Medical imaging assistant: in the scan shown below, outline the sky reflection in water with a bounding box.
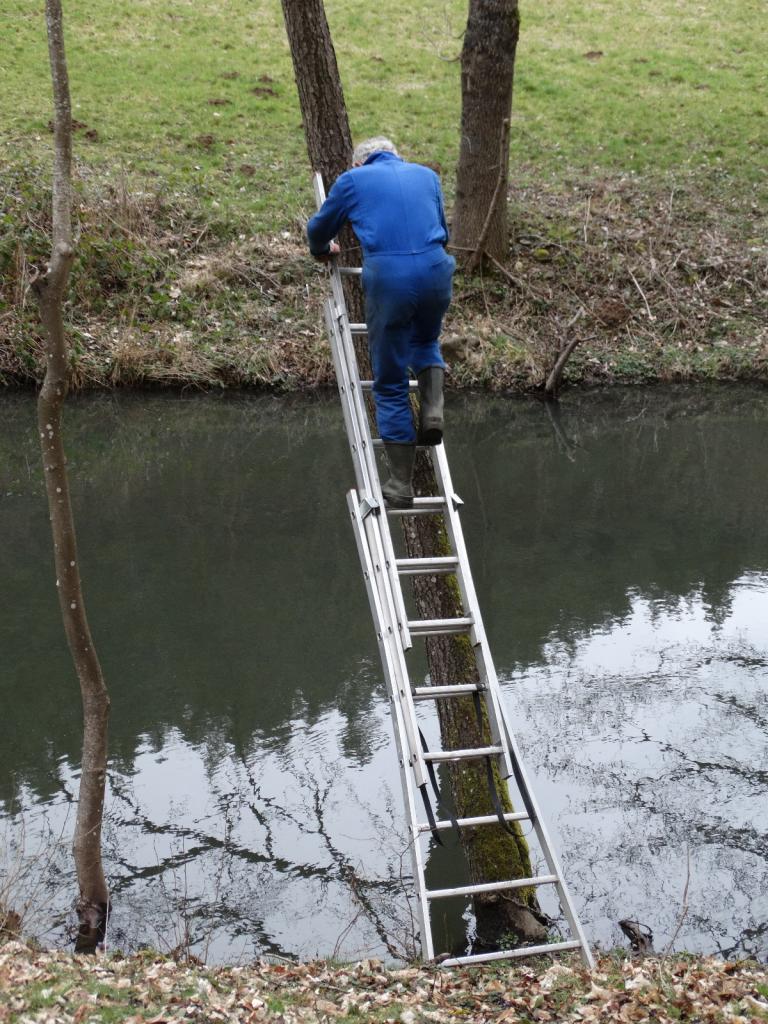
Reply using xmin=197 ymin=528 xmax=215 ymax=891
xmin=1 ymin=388 xmax=766 ymax=962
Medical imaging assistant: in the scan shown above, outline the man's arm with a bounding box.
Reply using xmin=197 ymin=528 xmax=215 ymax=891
xmin=435 ymin=174 xmax=450 ymax=245
xmin=307 ymin=172 xmax=354 ymax=256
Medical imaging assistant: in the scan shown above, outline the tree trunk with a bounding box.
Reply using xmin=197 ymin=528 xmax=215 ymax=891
xmin=33 ymin=0 xmax=111 ymax=954
xmin=280 ymin=0 xmax=352 ymax=188
xmin=452 ymin=0 xmax=520 ymax=265
xmin=280 ymin=0 xmax=365 ymax=346
xmin=282 ymin=0 xmax=541 ymax=950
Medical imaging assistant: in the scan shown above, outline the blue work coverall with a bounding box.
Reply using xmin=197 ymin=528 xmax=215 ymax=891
xmin=307 ymin=151 xmax=455 ymax=444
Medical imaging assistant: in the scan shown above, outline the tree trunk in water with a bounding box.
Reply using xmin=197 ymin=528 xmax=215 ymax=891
xmin=34 ymin=0 xmax=111 ymax=954
xmin=282 ymin=0 xmax=541 ymax=950
xmin=452 ymin=0 xmax=520 ymax=265
xmin=403 ymin=463 xmax=546 ymax=948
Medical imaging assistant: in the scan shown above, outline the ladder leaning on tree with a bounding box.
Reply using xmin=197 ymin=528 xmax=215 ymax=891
xmin=313 ymin=172 xmax=594 ymax=969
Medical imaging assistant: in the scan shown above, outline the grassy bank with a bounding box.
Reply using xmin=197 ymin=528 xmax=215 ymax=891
xmin=2 ymin=941 xmax=768 ymax=1023
xmin=3 ymin=0 xmax=766 ymax=215
xmin=1 ymin=0 xmax=766 ymax=391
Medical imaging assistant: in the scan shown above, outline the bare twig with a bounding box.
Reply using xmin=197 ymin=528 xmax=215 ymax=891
xmin=583 ymin=194 xmax=592 ymax=244
xmin=484 ymin=251 xmax=539 ymax=298
xmin=448 ymin=246 xmax=545 ymax=301
xmin=628 ymin=267 xmax=656 ymax=322
xmin=664 ymin=846 xmax=691 ymax=956
xmin=466 ymin=118 xmax=510 ymax=274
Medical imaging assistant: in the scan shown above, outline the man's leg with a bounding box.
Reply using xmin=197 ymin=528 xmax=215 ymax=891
xmin=364 ymin=265 xmax=417 ymax=506
xmin=410 ymin=251 xmax=454 ymax=445
xmin=365 ymin=266 xmax=416 ymax=444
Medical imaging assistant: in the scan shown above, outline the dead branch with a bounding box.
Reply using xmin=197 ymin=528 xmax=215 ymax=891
xmin=544 ymin=313 xmax=590 ymax=399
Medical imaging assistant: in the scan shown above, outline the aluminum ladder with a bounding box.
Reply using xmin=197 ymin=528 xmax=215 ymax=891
xmin=313 ymin=172 xmax=593 ymax=969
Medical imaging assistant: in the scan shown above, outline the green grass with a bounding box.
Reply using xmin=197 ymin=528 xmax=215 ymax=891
xmin=1 ymin=0 xmax=765 ymax=393
xmin=1 ymin=0 xmax=765 ymax=233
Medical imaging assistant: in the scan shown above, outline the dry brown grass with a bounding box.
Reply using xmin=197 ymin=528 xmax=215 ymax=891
xmin=2 ymin=168 xmax=766 ymax=393
xmin=444 ymin=173 xmax=768 ymax=391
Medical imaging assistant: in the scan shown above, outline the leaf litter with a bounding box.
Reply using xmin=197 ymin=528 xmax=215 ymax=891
xmin=1 ymin=942 xmax=767 ymax=1023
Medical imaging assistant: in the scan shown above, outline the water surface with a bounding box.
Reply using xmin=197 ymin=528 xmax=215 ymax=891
xmin=1 ymin=386 xmax=766 ymax=961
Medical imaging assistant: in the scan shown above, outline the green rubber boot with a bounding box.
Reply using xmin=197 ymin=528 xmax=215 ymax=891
xmin=417 ymin=366 xmax=444 ymax=445
xmin=382 ymin=443 xmax=416 ymax=509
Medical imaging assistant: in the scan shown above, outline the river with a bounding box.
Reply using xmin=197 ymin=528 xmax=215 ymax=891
xmin=1 ymin=386 xmax=766 ymax=963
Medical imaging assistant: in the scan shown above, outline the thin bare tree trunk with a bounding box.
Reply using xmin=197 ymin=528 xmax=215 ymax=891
xmin=452 ymin=0 xmax=520 ymax=265
xmin=33 ymin=0 xmax=111 ymax=953
xmin=282 ymin=0 xmax=542 ymax=950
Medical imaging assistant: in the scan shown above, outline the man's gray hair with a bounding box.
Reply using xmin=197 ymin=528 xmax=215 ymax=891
xmin=353 ymin=136 xmax=398 ymax=165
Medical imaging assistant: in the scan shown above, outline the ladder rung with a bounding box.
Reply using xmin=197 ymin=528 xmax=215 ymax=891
xmin=338 ymin=266 xmax=362 ymax=276
xmin=417 ymin=811 xmax=528 ymax=833
xmin=427 ymin=875 xmax=558 ymax=900
xmin=408 ymin=616 xmax=473 ymax=636
xmin=423 ymin=745 xmax=503 ymax=763
xmin=412 ymin=684 xmax=481 ymax=700
xmin=386 ymin=497 xmax=446 ymax=517
xmin=372 ymin=438 xmax=432 ymax=449
xmin=360 ymin=379 xmax=419 ymax=392
xmin=440 ymin=940 xmax=583 ymax=968
xmin=396 ymin=556 xmax=459 ymax=576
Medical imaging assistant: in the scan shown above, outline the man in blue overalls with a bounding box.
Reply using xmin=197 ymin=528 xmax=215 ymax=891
xmin=307 ymin=137 xmax=455 ymax=509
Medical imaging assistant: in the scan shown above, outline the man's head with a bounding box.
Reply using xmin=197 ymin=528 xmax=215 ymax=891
xmin=352 ymin=136 xmax=398 ymax=167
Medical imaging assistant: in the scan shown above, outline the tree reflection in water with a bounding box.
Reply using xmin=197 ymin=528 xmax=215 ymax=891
xmin=0 ymin=388 xmax=766 ymax=960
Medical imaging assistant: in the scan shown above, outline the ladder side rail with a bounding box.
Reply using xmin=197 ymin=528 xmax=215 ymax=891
xmin=499 ymin=715 xmax=595 ymax=969
xmin=315 ymin=173 xmax=432 ymax=851
xmin=315 ymin=171 xmax=376 ymax=493
xmin=316 ymin=173 xmax=431 ymax=956
xmin=315 ymin=169 xmax=379 ymax=492
xmin=330 ymin=294 xmax=415 ymax=640
xmin=347 ymin=490 xmax=433 ymax=960
xmin=315 ymin=167 xmax=379 ymax=492
xmin=428 ymin=447 xmax=594 ymax=967
xmin=312 ymin=170 xmax=329 ymax=208
xmin=335 ymin=308 xmax=412 ymax=649
xmin=362 ymin=507 xmax=429 ymax=791
xmin=431 ymin=437 xmax=593 ymax=967
xmin=333 ymin=310 xmax=380 ymax=496
xmin=313 ymin=168 xmax=412 ymax=648
xmin=328 ymin=290 xmax=426 ymax=784
xmin=324 ymin=301 xmax=375 ymax=497
xmin=429 ymin=443 xmax=515 ymax=779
